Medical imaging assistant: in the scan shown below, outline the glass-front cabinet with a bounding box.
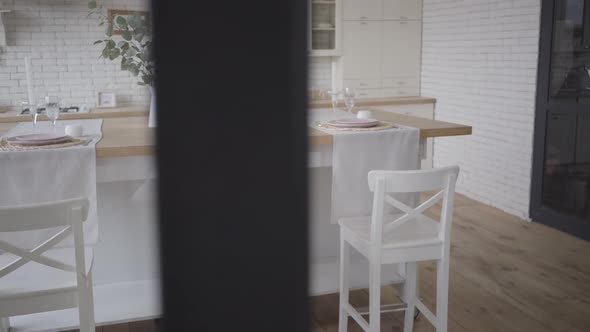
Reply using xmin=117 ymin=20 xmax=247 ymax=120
xmin=309 ymin=0 xmax=341 ymax=56
xmin=533 ymin=0 xmax=590 ymax=239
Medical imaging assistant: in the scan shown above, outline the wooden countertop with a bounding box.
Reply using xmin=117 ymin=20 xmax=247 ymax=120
xmin=0 ymin=105 xmax=471 ymax=158
xmin=309 ymin=108 xmax=471 ymax=145
xmin=96 ymin=117 xmax=154 ymax=158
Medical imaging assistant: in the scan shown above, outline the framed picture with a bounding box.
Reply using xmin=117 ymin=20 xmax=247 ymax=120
xmin=97 ymin=92 xmax=117 ymax=108
xmin=108 ymin=9 xmax=151 ymax=35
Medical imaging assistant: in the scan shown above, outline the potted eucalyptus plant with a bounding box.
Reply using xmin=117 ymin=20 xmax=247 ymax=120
xmin=88 ymin=0 xmax=156 ymax=127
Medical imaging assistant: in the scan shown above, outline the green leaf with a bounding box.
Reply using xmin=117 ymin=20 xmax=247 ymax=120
xmin=101 ymin=47 xmax=110 ymax=58
xmin=141 ymin=75 xmax=151 ymax=85
xmin=128 ymin=65 xmax=140 ymax=76
xmin=116 ymin=16 xmax=128 ymax=28
xmin=106 ymin=24 xmax=113 ymax=37
xmin=127 ymin=13 xmax=142 ymax=29
xmin=93 ymin=40 xmax=103 ymax=45
xmin=106 ymin=39 xmax=115 ymax=49
xmin=117 ymin=41 xmax=129 ymax=48
xmin=133 ymin=31 xmax=145 ymax=43
xmin=88 ymin=0 xmax=97 ymax=9
xmin=109 ymin=48 xmax=121 ymax=60
xmin=124 ymin=47 xmax=137 ymax=57
xmin=122 ymin=30 xmax=132 ymax=41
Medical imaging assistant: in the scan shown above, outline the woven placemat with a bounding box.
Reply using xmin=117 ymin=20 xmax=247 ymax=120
xmin=0 ymin=138 xmax=86 ymax=152
xmin=317 ymin=121 xmax=397 ymax=132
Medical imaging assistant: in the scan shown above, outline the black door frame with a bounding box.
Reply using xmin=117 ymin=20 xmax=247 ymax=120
xmin=531 ymin=0 xmax=590 ymax=240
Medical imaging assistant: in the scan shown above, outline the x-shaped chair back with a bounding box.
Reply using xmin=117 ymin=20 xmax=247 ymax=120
xmin=0 ymin=198 xmax=90 ymax=278
xmin=367 ymin=166 xmax=459 ymax=246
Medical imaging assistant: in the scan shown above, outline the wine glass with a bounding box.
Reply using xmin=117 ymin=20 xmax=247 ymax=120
xmin=325 ymin=90 xmax=340 ymax=112
xmin=23 ymin=101 xmax=38 ymax=128
xmin=44 ymin=96 xmax=61 ymax=129
xmin=344 ymin=87 xmax=355 ymax=113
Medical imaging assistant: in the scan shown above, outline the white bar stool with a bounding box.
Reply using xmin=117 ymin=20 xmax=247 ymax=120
xmin=338 ymin=166 xmax=459 ymax=332
xmin=0 ymin=198 xmax=96 ymax=332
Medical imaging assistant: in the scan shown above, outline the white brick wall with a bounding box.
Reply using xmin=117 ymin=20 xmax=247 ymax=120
xmin=309 ymin=57 xmax=331 ymax=91
xmin=0 ymin=0 xmax=149 ymax=112
xmin=421 ymin=0 xmax=541 ymax=219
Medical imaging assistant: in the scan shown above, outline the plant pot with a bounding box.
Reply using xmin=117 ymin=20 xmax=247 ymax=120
xmin=148 ymin=87 xmax=156 ymax=128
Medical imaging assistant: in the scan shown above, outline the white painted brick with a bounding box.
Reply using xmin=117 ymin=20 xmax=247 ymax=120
xmin=309 ymin=57 xmax=331 ymax=90
xmin=0 ymin=0 xmax=150 ymax=111
xmin=422 ymin=0 xmax=541 ymax=219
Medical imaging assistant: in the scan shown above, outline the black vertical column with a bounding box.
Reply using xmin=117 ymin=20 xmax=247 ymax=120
xmin=152 ymin=0 xmax=309 ymax=330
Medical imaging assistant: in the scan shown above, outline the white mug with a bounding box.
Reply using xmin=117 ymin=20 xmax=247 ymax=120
xmin=356 ymin=110 xmax=373 ymax=119
xmin=65 ymin=124 xmax=83 ymax=137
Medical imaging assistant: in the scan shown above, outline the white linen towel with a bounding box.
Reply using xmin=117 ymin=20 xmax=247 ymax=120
xmin=0 ymin=119 xmax=103 ymax=248
xmin=330 ymin=127 xmax=419 ymax=223
xmin=310 ymin=109 xmax=420 ymax=223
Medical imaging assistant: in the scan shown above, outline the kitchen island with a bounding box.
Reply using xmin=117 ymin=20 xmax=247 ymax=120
xmin=0 ymin=99 xmax=471 ymax=330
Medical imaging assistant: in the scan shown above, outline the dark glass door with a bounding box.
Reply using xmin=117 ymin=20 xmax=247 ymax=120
xmin=532 ymin=0 xmax=590 ymax=239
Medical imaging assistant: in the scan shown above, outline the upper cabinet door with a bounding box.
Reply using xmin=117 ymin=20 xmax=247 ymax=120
xmin=342 ymin=21 xmax=382 ymax=79
xmin=381 ymin=20 xmax=421 ymax=78
xmin=343 ymin=0 xmax=383 ymax=20
xmin=383 ymin=0 xmax=422 ymax=20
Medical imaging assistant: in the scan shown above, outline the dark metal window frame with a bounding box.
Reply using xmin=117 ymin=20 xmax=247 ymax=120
xmin=531 ymin=0 xmax=590 ymax=240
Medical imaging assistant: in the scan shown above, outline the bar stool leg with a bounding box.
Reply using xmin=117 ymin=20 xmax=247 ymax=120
xmin=338 ymin=236 xmax=350 ymax=332
xmin=368 ymin=258 xmax=381 ymax=332
xmin=87 ymin=272 xmax=96 ymax=332
xmin=403 ymin=262 xmax=417 ymax=332
xmin=436 ymin=256 xmax=450 ymax=332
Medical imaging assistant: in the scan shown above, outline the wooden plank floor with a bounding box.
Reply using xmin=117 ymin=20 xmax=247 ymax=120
xmin=67 ymin=193 xmax=590 ymax=332
xmin=310 ymin=193 xmax=590 ymax=332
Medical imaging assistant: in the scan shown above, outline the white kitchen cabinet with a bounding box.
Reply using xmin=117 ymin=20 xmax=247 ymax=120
xmin=380 ymin=87 xmax=420 ymax=97
xmin=342 ymin=20 xmax=382 ymax=79
xmin=342 ymin=0 xmax=382 ymax=20
xmin=374 ymin=104 xmax=435 ymax=169
xmin=343 ymin=78 xmax=381 ymax=89
xmin=381 ymin=20 xmax=421 ymax=94
xmin=383 ymin=0 xmax=422 ymax=20
xmin=382 ymin=77 xmax=420 ymax=88
xmin=309 ymin=0 xmax=341 ymax=56
xmin=355 ymin=89 xmax=384 ymax=98
xmin=338 ymin=0 xmax=423 ymax=99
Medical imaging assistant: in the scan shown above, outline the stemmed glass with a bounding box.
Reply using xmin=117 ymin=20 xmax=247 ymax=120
xmin=325 ymin=90 xmax=340 ymax=112
xmin=24 ymin=101 xmax=38 ymax=129
xmin=44 ymin=96 xmax=60 ymax=130
xmin=344 ymin=87 xmax=355 ymax=113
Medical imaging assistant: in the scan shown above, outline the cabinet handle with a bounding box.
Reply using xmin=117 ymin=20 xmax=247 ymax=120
xmin=360 ymin=83 xmax=368 ymax=86
xmin=360 ymin=16 xmax=368 ymax=19
xmin=400 ymin=21 xmax=408 ymax=25
xmin=400 ymin=16 xmax=408 ymax=20
xmin=360 ymin=21 xmax=367 ymax=25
